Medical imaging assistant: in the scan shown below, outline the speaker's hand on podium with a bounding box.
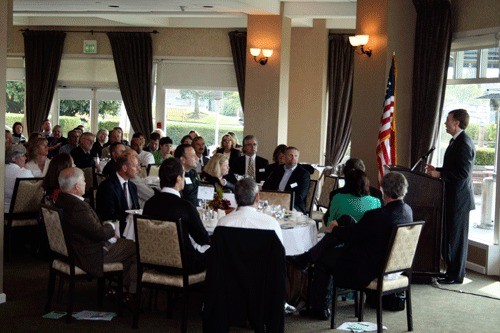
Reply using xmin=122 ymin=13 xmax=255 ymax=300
xmin=425 ymin=164 xmax=440 ymax=178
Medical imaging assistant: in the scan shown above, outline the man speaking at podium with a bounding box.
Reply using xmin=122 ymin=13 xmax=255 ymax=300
xmin=426 ymin=109 xmax=475 ymax=285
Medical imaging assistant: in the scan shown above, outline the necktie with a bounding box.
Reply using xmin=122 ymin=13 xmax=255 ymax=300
xmin=247 ymin=158 xmax=255 ymax=179
xmin=199 ymin=158 xmax=203 ymax=166
xmin=123 ymin=182 xmax=131 ymax=209
xmin=449 ymin=138 xmax=454 ymax=146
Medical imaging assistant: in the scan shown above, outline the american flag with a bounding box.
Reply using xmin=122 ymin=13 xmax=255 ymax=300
xmin=376 ymin=54 xmax=397 ymax=186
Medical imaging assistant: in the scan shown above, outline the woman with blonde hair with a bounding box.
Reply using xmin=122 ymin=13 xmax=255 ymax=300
xmin=25 ymin=137 xmax=51 ymax=177
xmin=215 ymin=133 xmax=241 ymax=170
xmin=202 ymin=153 xmax=236 ymax=192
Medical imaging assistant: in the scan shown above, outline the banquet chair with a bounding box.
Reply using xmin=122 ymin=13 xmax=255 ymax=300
xmin=311 ymin=175 xmax=338 ymax=227
xmin=203 ymin=227 xmax=286 ymax=333
xmin=259 ymin=190 xmax=294 ymax=211
xmin=41 ymin=205 xmax=124 ymax=323
xmin=330 ymin=221 xmax=425 ymax=332
xmin=305 ymin=179 xmax=318 ymax=217
xmin=4 ymin=177 xmax=44 ymax=261
xmin=147 ymin=163 xmax=161 ymax=177
xmin=133 ymin=216 xmax=206 ymax=332
xmin=139 ymin=166 xmax=148 ymax=178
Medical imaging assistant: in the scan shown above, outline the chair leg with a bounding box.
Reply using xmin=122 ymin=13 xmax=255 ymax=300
xmin=57 ymin=277 xmax=65 ymax=303
xmin=359 ymin=292 xmax=365 ymax=322
xmin=353 ymin=291 xmax=359 ymax=317
xmin=97 ymin=278 xmax=104 ymax=308
xmin=406 ymin=288 xmax=413 ymax=331
xmin=330 ymin=287 xmax=339 ymax=329
xmin=166 ymin=289 xmax=174 ymax=318
xmin=376 ymin=293 xmax=383 ymax=333
xmin=181 ymin=289 xmax=189 ymax=333
xmin=116 ymin=272 xmax=124 ymax=316
xmin=132 ymin=282 xmax=142 ymax=329
xmin=66 ymin=276 xmax=75 ymax=323
xmin=45 ymin=268 xmax=56 ymax=312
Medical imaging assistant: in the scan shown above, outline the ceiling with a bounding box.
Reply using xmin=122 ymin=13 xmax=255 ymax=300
xmin=12 ymin=0 xmax=357 ymax=29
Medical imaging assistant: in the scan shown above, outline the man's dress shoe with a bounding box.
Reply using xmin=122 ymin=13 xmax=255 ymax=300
xmin=437 ymin=277 xmax=463 ymax=285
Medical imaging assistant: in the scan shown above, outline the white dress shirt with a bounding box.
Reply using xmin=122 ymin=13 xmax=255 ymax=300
xmin=137 ymin=150 xmax=155 ymax=166
xmin=25 ymin=159 xmax=50 ymax=177
xmin=278 ymin=164 xmax=297 ymax=191
xmin=217 ymin=206 xmax=284 ymax=245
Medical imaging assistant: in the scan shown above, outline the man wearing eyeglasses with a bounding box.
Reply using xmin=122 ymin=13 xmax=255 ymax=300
xmin=233 ymin=135 xmax=269 ymax=183
xmin=71 ymin=132 xmax=99 ymax=169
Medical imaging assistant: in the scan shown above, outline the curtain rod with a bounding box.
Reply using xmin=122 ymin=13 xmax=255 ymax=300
xmin=19 ymin=29 xmax=159 ymax=34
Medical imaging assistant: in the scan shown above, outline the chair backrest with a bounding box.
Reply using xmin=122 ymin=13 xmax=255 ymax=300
xmin=384 ymin=221 xmax=425 ymax=274
xmin=9 ymin=177 xmax=45 ymax=214
xmin=139 ymin=166 xmax=147 ymax=178
xmin=147 ymin=164 xmax=161 ymax=177
xmin=317 ymin=175 xmax=337 ymax=208
xmin=41 ymin=205 xmax=69 ymax=257
xmin=134 ymin=216 xmax=184 ymax=269
xmin=95 ymin=172 xmax=106 ymax=186
xmin=259 ymin=190 xmax=294 ymax=211
xmin=305 ymin=179 xmax=318 ymax=215
xmin=81 ymin=167 xmax=94 ymax=191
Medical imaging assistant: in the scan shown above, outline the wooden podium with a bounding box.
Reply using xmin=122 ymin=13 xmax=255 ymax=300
xmin=388 ymin=166 xmax=444 ymax=277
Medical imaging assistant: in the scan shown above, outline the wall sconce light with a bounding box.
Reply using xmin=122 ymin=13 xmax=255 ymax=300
xmin=349 ymin=35 xmax=372 ymax=57
xmin=250 ymin=48 xmax=273 ymax=65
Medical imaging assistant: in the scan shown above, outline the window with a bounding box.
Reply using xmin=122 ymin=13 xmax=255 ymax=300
xmin=438 ymin=39 xmax=500 ymax=244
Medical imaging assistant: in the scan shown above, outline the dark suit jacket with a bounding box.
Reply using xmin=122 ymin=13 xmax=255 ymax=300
xmin=96 ymin=172 xmax=139 ymax=232
xmin=327 ymin=200 xmax=413 ymax=289
xmin=202 ymin=173 xmax=236 ymax=192
xmin=143 ymin=192 xmax=210 ymax=273
xmin=437 ymin=131 xmax=475 ymax=212
xmin=262 ymin=164 xmax=310 ymax=213
xmin=215 ymin=147 xmax=241 ymax=171
xmin=56 ymin=192 xmax=115 ymax=277
xmin=102 ymin=159 xmax=116 ymax=177
xmin=233 ymin=155 xmax=269 ymax=183
xmin=181 ymin=169 xmax=200 ymax=207
xmin=71 ymin=146 xmax=97 ymax=169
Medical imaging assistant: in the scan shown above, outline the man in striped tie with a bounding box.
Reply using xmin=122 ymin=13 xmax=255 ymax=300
xmin=233 ymin=135 xmax=269 ymax=183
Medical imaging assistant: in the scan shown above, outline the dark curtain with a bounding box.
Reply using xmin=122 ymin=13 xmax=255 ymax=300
xmin=23 ymin=30 xmax=66 ymax=135
xmin=107 ymin=32 xmax=153 ymax=136
xmin=411 ymin=0 xmax=452 ymax=166
xmin=325 ymin=34 xmax=354 ymax=166
xmin=228 ymin=31 xmax=247 ymax=110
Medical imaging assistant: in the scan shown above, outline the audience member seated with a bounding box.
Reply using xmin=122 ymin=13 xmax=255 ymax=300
xmin=40 ymin=119 xmax=52 ymax=138
xmin=144 ymin=132 xmax=160 ymax=152
xmin=102 ymin=142 xmax=127 ymax=177
xmin=188 ymin=130 xmax=209 ymax=156
xmin=71 ymin=132 xmax=98 ymax=169
xmin=326 ymin=169 xmax=381 ymax=226
xmin=143 ymin=158 xmax=210 ymax=274
xmin=5 ymin=130 xmax=13 ymax=148
xmin=192 ymin=136 xmax=209 ymax=174
xmin=59 ymin=130 xmax=80 ymax=155
xmin=227 ymin=131 xmax=242 ymax=150
xmin=233 ymin=135 xmax=269 ymax=183
xmin=47 ymin=125 xmax=67 ymax=158
xmin=217 ymin=178 xmax=283 ymax=244
xmin=263 ymin=146 xmax=310 ymax=214
xmin=180 ymin=134 xmax=192 ymax=146
xmin=43 ymin=153 xmax=74 ymax=202
xmin=56 ymin=167 xmax=137 ymax=295
xmin=4 ymin=145 xmax=34 ymax=212
xmin=265 ymin=144 xmax=287 ymax=179
xmin=152 ymin=136 xmax=173 ymax=164
xmin=174 ymin=144 xmax=200 ymax=207
xmin=323 ymin=158 xmax=383 ymax=224
xmin=202 ymin=153 xmax=237 ymax=192
xmin=91 ymin=128 xmax=108 ymax=158
xmin=130 ymin=135 xmax=154 ymax=167
xmin=25 ymin=137 xmax=51 ymax=177
xmin=11 ymin=122 xmax=26 ymax=144
xmin=96 ymin=151 xmax=140 ymax=234
xmin=113 ymin=126 xmax=129 ymax=146
xmin=290 ymin=172 xmax=413 ymax=320
xmin=215 ymin=134 xmax=241 ymax=171
xmin=101 ymin=129 xmax=121 ymax=158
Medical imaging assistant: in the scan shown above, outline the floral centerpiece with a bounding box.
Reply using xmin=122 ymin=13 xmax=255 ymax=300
xmin=207 ymin=185 xmax=231 ymax=211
